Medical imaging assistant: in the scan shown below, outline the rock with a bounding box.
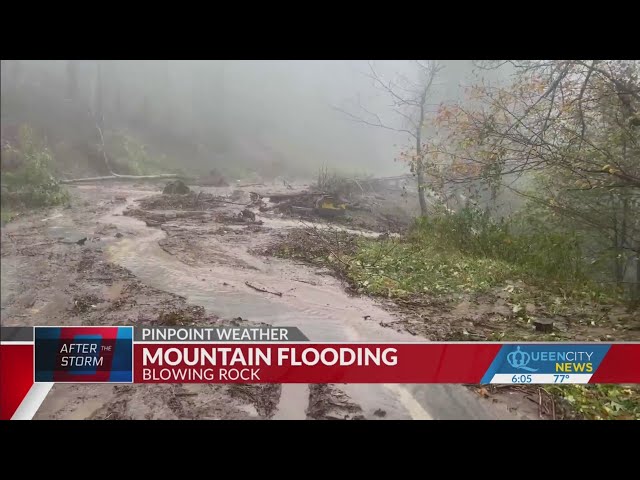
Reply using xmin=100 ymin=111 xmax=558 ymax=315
xmin=76 ymin=237 xmax=87 ymax=246
xmin=163 ymin=180 xmax=191 ymax=195
xmin=240 ymin=209 xmax=256 ymax=222
xmin=534 ymin=318 xmax=554 ymax=333
xmin=115 ymin=232 xmax=124 ymax=238
xmin=373 ymin=409 xmax=387 ymax=418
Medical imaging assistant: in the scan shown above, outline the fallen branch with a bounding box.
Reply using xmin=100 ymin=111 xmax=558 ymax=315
xmin=60 ymin=174 xmax=187 ymax=184
xmin=293 ymin=278 xmax=317 ymax=286
xmin=60 ymin=122 xmax=191 ymax=185
xmin=214 ymin=199 xmax=252 ymax=206
xmin=352 ymin=178 xmax=365 ymax=194
xmin=21 ymin=241 xmax=57 ymax=248
xmin=245 ymin=281 xmax=283 ymax=297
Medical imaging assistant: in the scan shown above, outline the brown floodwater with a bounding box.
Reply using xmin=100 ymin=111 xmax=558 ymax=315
xmin=97 ymin=189 xmax=503 ymax=420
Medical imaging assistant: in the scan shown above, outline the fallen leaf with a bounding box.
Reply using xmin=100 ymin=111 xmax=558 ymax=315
xmin=477 ymin=387 xmax=490 ymax=398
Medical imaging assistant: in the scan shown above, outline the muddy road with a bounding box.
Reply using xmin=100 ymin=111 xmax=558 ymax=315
xmin=1 ymin=183 xmax=537 ymax=420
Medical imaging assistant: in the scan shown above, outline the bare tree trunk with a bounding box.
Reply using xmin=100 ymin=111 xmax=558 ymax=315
xmin=614 ymin=239 xmax=623 ymax=283
xmin=618 ymin=137 xmax=639 ymax=304
xmin=620 ymin=196 xmax=628 ymax=281
xmin=612 ymin=194 xmax=624 ymax=284
xmin=95 ymin=61 xmax=103 ymax=127
xmin=416 ymin=157 xmax=428 ymax=216
xmin=631 ymin=203 xmax=640 ymax=306
xmin=416 ymin=106 xmax=428 ymax=217
xmin=334 ymin=60 xmax=439 ymax=219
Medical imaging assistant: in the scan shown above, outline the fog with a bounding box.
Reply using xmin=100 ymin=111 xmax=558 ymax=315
xmin=1 ymin=60 xmax=506 ymax=178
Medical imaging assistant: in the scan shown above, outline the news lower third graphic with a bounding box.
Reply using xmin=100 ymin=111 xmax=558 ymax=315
xmin=34 ymin=327 xmax=133 ymax=383
xmin=481 ymin=344 xmax=611 ymax=384
xmin=0 ymin=325 xmax=639 ymax=419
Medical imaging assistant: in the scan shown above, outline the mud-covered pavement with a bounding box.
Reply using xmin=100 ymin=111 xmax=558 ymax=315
xmin=1 ymin=182 xmax=541 ymax=419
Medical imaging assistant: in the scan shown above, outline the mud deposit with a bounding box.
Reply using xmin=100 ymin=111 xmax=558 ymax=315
xmin=2 ymin=183 xmax=534 ymax=420
xmin=264 ymin=229 xmax=640 ymax=343
xmin=307 ymin=384 xmax=365 ymax=420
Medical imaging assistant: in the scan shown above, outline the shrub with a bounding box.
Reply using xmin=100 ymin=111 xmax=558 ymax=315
xmin=410 ymin=207 xmax=589 ymax=289
xmin=1 ymin=125 xmax=69 ymax=208
xmin=314 ymin=165 xmax=357 ymax=199
xmin=107 ymin=133 xmax=179 ymax=176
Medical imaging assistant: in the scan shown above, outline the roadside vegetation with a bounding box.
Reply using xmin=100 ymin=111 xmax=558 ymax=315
xmin=1 ymin=125 xmax=70 ymax=221
xmin=105 ymin=132 xmax=185 ymax=177
xmin=273 ymin=115 xmax=640 ymax=421
xmin=321 ymin=60 xmax=640 ymax=420
xmin=269 ymin=211 xmax=640 ymax=419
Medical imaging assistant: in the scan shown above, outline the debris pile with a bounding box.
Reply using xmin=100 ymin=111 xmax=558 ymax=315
xmin=258 ymin=191 xmax=347 ymax=218
xmin=307 ymin=384 xmax=365 ymax=420
xmin=124 ymin=208 xmax=209 ymax=227
xmin=215 ymin=212 xmax=263 ymax=226
xmin=137 ymin=192 xmax=225 ymax=211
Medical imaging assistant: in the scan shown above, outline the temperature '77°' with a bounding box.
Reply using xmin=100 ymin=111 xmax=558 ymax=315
xmin=554 ymin=374 xmax=570 ymax=383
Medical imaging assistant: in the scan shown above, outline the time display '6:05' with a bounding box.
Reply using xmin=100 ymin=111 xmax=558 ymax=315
xmin=511 ymin=374 xmax=532 ymax=383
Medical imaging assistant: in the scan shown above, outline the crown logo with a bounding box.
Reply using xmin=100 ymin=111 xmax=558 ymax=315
xmin=507 ymin=346 xmax=538 ymax=372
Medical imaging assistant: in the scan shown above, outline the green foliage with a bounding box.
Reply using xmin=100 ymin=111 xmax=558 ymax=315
xmin=410 ymin=208 xmax=591 ymax=290
xmin=348 ymin=237 xmax=517 ymax=297
xmin=431 ymin=60 xmax=640 ymax=302
xmin=272 ymin=207 xmax=613 ymax=301
xmin=108 ymin=133 xmax=181 ymax=176
xmin=550 ymin=385 xmax=640 ymax=420
xmin=1 ymin=125 xmax=69 ymax=208
xmin=1 ymin=208 xmax=16 ymax=225
xmin=294 ymin=207 xmax=617 ymax=302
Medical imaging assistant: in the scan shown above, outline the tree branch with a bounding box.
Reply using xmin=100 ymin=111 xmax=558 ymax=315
xmin=332 ymin=105 xmax=417 ymax=138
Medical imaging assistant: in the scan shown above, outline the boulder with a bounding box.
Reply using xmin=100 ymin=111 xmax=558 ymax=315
xmin=163 ymin=180 xmax=191 ymax=195
xmin=240 ymin=209 xmax=256 ymax=222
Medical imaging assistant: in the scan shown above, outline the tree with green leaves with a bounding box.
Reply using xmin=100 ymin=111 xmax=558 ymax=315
xmin=430 ymin=60 xmax=640 ymax=301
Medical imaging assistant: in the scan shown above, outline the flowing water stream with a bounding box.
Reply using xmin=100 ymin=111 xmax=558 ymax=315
xmin=34 ymin=188 xmax=503 ymax=420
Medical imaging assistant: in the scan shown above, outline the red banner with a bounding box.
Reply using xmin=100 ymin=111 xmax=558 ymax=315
xmin=134 ymin=343 xmax=502 ymax=383
xmin=133 ymin=343 xmax=640 ymax=384
xmin=3 ymin=341 xmax=640 ymax=419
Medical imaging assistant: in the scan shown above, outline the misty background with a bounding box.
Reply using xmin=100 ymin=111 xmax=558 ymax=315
xmin=1 ymin=60 xmax=508 ymax=180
